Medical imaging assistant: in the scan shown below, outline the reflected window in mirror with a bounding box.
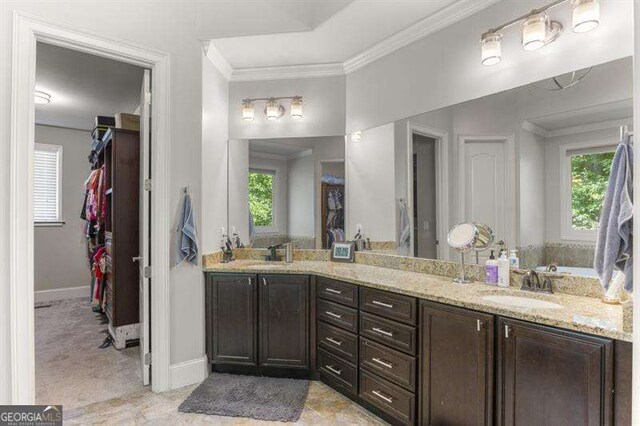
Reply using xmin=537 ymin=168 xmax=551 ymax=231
xmin=561 ymin=145 xmax=616 ymax=241
xmin=249 ymin=169 xmax=276 ymax=232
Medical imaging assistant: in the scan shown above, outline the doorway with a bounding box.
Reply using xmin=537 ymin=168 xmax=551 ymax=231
xmin=412 ymin=134 xmax=437 ymax=258
xmin=10 ymin=14 xmax=171 ymax=404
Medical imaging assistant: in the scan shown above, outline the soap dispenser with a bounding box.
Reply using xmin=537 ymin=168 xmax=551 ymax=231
xmin=509 ymin=249 xmax=519 ymax=269
xmin=497 ymin=250 xmax=510 ymax=288
xmin=485 ymin=250 xmax=498 ymax=284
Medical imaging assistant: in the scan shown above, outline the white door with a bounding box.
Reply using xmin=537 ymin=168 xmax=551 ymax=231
xmin=139 ymin=69 xmax=151 ymax=385
xmin=461 ymin=139 xmax=507 ymax=261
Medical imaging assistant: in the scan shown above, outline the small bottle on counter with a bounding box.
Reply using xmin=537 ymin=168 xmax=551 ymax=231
xmin=509 ymin=249 xmax=519 ymax=269
xmin=485 ymin=250 xmax=498 ymax=285
xmin=497 ymin=250 xmax=510 ymax=288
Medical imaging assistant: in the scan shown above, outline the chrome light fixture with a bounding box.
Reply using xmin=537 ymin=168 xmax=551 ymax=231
xmin=290 ymin=96 xmax=303 ymax=120
xmin=242 ymin=99 xmax=254 ymax=121
xmin=481 ymin=32 xmax=503 ymax=66
xmin=571 ymin=0 xmax=599 ymax=33
xmin=241 ymin=95 xmax=303 ymax=122
xmin=480 ymin=0 xmax=597 ymax=66
xmin=34 ymin=90 xmax=51 ymax=104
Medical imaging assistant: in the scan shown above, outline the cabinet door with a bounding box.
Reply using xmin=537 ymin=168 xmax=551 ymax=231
xmin=497 ymin=318 xmax=613 ymax=426
xmin=207 ymin=274 xmax=257 ymax=366
xmin=259 ymin=274 xmax=309 ymax=369
xmin=420 ymin=301 xmax=494 ymax=426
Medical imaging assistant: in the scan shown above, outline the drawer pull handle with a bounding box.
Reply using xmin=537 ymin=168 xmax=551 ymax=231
xmin=372 ymin=327 xmax=394 ymax=337
xmin=372 ymin=300 xmax=394 ymax=309
xmin=325 ymin=365 xmax=342 ymax=375
xmin=325 ymin=288 xmax=342 ymax=294
xmin=325 ymin=311 xmax=342 ymax=319
xmin=372 ymin=357 xmax=393 ymax=369
xmin=325 ymin=337 xmax=343 ymax=346
xmin=372 ymin=390 xmax=393 ymax=404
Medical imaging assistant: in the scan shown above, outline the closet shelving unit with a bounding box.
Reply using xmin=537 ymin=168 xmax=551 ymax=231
xmin=321 ymin=182 xmax=345 ymax=249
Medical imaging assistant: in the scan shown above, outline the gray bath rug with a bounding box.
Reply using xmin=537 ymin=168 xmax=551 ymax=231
xmin=178 ymin=373 xmax=310 ymax=422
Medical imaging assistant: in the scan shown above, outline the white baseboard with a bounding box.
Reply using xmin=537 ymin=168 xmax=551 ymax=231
xmin=170 ymin=355 xmax=208 ymax=390
xmin=35 ymin=285 xmax=90 ymax=303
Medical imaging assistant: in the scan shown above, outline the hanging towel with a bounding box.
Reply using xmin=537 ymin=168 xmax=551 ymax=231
xmin=248 ymin=205 xmax=256 ymax=244
xmin=399 ymin=199 xmax=411 ymax=248
xmin=594 ymin=137 xmax=633 ymax=292
xmin=176 ymin=191 xmax=199 ymax=265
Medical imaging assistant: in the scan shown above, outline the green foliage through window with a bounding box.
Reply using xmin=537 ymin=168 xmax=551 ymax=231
xmin=249 ymin=171 xmax=274 ymax=227
xmin=570 ymin=150 xmax=614 ymax=230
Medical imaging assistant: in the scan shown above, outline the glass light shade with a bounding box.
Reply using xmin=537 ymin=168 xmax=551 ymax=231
xmin=481 ymin=33 xmax=502 ymax=66
xmin=572 ymin=0 xmax=599 ymax=33
xmin=34 ymin=90 xmax=51 ymax=104
xmin=265 ymin=99 xmax=280 ymax=121
xmin=290 ymin=96 xmax=303 ymax=120
xmin=351 ymin=131 xmax=362 ymax=142
xmin=242 ymin=101 xmax=254 ymax=121
xmin=522 ymin=13 xmax=548 ymax=51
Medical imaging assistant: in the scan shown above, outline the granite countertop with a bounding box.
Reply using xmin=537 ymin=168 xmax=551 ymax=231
xmin=204 ymin=260 xmax=631 ymax=342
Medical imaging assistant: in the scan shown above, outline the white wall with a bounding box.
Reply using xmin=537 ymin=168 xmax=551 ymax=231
xmin=229 ymin=76 xmax=346 ymax=140
xmin=518 ymin=128 xmax=546 ymax=247
xmin=346 ymin=0 xmax=633 ymax=133
xmin=287 ymin=153 xmax=315 ymax=237
xmin=346 ymin=123 xmax=396 ymax=241
xmin=34 ymin=125 xmax=91 ymax=292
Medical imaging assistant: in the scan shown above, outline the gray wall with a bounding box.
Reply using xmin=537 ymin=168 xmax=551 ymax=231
xmin=287 ymin=153 xmax=315 ymax=238
xmin=34 ymin=125 xmax=91 ymax=292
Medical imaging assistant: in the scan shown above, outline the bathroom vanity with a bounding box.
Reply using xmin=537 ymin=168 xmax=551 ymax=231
xmin=204 ymin=260 xmax=632 ymax=426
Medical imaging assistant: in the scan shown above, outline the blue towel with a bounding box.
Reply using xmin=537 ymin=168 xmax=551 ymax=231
xmin=248 ymin=205 xmax=256 ymax=244
xmin=594 ymin=137 xmax=633 ymax=291
xmin=176 ymin=192 xmax=199 ymax=265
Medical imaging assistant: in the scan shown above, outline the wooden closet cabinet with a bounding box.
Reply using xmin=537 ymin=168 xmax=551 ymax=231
xmin=496 ymin=317 xmax=613 ymax=426
xmin=420 ymin=301 xmax=494 ymax=426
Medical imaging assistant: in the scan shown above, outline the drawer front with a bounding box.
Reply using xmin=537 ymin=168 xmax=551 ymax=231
xmin=360 ymin=312 xmax=416 ymax=355
xmin=318 ymin=321 xmax=358 ymax=364
xmin=360 ymin=337 xmax=416 ymax=392
xmin=360 ymin=287 xmax=417 ymax=325
xmin=317 ymin=277 xmax=358 ymax=308
xmin=359 ymin=369 xmax=415 ymax=425
xmin=318 ymin=348 xmax=357 ymax=395
xmin=317 ymin=299 xmax=358 ymax=333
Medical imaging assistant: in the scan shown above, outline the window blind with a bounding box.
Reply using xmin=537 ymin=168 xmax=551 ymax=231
xmin=34 ymin=144 xmax=62 ymax=222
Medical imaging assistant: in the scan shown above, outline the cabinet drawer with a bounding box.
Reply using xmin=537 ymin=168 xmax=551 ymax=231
xmin=317 ymin=277 xmax=358 ymax=307
xmin=318 ymin=321 xmax=358 ymax=364
xmin=360 ymin=369 xmax=415 ymax=425
xmin=360 ymin=337 xmax=416 ymax=392
xmin=317 ymin=299 xmax=358 ymax=333
xmin=360 ymin=287 xmax=417 ymax=325
xmin=318 ymin=348 xmax=357 ymax=396
xmin=360 ymin=312 xmax=416 ymax=355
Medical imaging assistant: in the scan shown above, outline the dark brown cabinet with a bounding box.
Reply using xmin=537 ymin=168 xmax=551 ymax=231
xmin=206 ymin=273 xmax=257 ymax=366
xmin=259 ymin=274 xmax=309 ymax=370
xmin=496 ymin=317 xmax=613 ymax=426
xmin=206 ymin=273 xmax=310 ymax=376
xmin=420 ymin=301 xmax=494 ymax=426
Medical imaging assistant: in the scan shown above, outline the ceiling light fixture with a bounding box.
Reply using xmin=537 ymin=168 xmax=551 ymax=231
xmin=34 ymin=90 xmax=51 ymax=104
xmin=480 ymin=0 xmax=597 ymax=66
xmin=241 ymin=95 xmax=303 ymax=122
xmin=571 ymin=0 xmax=599 ymax=33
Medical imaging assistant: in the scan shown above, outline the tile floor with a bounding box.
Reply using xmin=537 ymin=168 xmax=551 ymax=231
xmin=36 ymin=298 xmax=387 ymax=425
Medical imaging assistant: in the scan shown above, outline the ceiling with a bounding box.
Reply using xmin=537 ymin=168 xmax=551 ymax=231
xmin=527 ymin=99 xmax=632 ymax=132
xmin=209 ymin=0 xmax=496 ymax=73
xmin=249 ymin=137 xmax=317 ymax=157
xmin=35 ymin=42 xmax=145 ymax=131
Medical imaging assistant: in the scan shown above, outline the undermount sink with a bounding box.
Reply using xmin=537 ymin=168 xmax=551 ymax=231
xmin=481 ymin=295 xmax=562 ymax=310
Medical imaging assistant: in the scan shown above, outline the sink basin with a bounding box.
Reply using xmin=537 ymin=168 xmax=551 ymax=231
xmin=481 ymin=295 xmax=562 ymax=310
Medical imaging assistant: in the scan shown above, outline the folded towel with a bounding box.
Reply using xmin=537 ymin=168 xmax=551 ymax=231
xmin=176 ymin=192 xmax=199 ymax=265
xmin=594 ymin=137 xmax=633 ymax=291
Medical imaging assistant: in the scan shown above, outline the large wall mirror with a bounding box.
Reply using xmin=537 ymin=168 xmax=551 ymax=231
xmin=345 ymin=56 xmax=631 ymax=277
xmin=227 ymin=136 xmax=345 ymax=250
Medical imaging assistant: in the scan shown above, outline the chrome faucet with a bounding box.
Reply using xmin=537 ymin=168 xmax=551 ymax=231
xmin=521 ymin=269 xmax=553 ymax=294
xmin=266 ymin=244 xmax=283 ymax=261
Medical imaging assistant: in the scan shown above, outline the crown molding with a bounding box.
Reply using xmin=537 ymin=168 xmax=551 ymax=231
xmin=521 ymin=120 xmax=550 ymax=138
xmin=343 ymin=0 xmax=503 ymax=74
xmin=546 ymin=117 xmax=632 ymax=138
xmin=230 ymin=63 xmax=345 ymax=82
xmin=205 ymin=41 xmax=233 ymax=81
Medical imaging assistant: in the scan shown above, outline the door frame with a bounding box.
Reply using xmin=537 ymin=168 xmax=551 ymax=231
xmin=457 ymin=134 xmax=516 ymax=251
xmin=406 ymin=122 xmax=449 ymax=260
xmin=9 ymin=12 xmax=172 ymax=402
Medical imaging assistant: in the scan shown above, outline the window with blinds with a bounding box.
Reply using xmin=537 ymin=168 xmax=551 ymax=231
xmin=34 ymin=143 xmax=62 ymax=223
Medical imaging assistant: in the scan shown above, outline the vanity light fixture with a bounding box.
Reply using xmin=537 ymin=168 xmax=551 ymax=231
xmin=480 ymin=0 xmax=598 ymax=66
xmin=34 ymin=90 xmax=51 ymax=104
xmin=350 ymin=131 xmax=362 ymax=142
xmin=241 ymin=95 xmax=303 ymax=122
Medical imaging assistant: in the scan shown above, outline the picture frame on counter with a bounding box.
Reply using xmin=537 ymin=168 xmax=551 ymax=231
xmin=331 ymin=241 xmax=356 ymax=263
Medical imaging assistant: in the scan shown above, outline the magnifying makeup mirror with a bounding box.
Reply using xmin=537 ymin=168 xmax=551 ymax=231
xmin=447 ymin=222 xmax=495 ymax=283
